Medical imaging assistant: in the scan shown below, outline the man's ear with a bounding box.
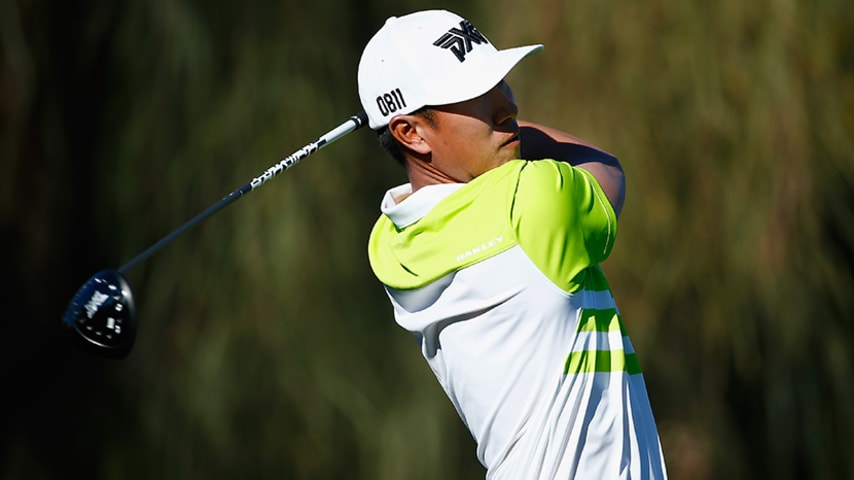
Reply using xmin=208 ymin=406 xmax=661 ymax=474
xmin=389 ymin=115 xmax=432 ymax=155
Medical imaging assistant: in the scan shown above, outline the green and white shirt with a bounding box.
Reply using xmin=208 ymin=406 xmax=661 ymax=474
xmin=369 ymin=160 xmax=667 ymax=479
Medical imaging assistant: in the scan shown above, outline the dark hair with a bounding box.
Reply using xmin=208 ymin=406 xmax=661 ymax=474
xmin=376 ymin=107 xmax=435 ymax=165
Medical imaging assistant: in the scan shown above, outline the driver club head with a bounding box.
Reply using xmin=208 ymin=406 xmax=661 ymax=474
xmin=63 ymin=269 xmax=137 ymax=358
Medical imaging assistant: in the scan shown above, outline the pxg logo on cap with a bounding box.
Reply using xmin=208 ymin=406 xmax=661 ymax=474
xmin=433 ymin=20 xmax=490 ymax=63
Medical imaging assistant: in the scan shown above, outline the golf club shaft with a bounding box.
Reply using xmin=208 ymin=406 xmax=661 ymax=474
xmin=118 ymin=111 xmax=368 ymax=274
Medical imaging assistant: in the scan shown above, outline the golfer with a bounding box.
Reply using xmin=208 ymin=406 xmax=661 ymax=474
xmin=359 ymin=10 xmax=668 ymax=479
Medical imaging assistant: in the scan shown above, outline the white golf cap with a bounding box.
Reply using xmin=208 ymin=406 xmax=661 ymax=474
xmin=358 ymin=10 xmax=544 ymax=129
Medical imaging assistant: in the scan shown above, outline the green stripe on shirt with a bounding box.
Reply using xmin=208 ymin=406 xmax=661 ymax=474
xmin=564 ymin=349 xmax=642 ymax=375
xmin=567 ymin=308 xmax=640 ymax=374
xmin=576 ymin=308 xmax=622 ymax=334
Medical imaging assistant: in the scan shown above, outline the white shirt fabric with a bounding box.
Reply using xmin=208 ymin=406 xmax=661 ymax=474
xmin=370 ymin=161 xmax=667 ymax=479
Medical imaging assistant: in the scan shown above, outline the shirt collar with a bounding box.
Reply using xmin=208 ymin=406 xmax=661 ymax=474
xmin=380 ymin=183 xmax=465 ymax=229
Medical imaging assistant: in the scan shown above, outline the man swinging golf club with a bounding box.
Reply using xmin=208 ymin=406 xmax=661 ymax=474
xmin=359 ymin=10 xmax=668 ymax=479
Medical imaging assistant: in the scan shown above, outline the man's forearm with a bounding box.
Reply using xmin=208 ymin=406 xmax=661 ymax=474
xmin=519 ymin=121 xmax=626 ymax=217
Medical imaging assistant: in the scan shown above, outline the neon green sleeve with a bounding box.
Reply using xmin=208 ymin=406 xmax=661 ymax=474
xmin=511 ymin=161 xmax=617 ymax=293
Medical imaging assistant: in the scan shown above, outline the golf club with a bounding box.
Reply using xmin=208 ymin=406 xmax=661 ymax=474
xmin=63 ymin=111 xmax=368 ymax=358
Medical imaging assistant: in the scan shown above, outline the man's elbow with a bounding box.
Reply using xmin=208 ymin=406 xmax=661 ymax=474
xmin=609 ymin=168 xmax=626 ymax=218
xmin=578 ymin=157 xmax=625 ymax=218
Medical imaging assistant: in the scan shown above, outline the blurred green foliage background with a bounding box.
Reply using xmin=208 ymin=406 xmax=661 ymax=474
xmin=1 ymin=0 xmax=852 ymax=478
